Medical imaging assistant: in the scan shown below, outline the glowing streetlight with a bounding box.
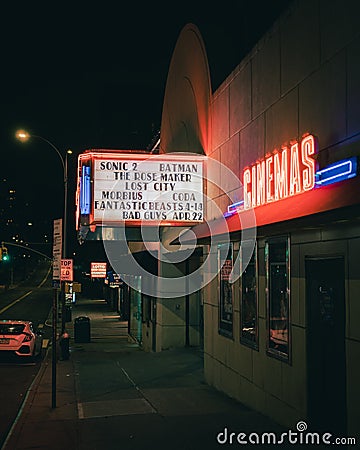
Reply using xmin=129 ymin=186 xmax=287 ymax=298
xmin=16 ymin=129 xmax=71 ymax=173
xmin=15 ymin=130 xmax=30 ymax=141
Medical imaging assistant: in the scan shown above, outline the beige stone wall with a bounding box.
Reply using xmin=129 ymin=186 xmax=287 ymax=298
xmin=155 ymin=294 xmax=202 ymax=350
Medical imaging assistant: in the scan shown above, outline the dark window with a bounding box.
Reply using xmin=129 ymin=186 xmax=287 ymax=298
xmin=0 ymin=324 xmax=25 ymax=335
xmin=240 ymin=243 xmax=258 ymax=349
xmin=266 ymin=236 xmax=290 ymax=362
xmin=218 ymin=243 xmax=233 ymax=338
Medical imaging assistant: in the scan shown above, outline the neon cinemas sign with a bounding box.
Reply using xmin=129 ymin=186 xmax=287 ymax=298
xmin=243 ymin=134 xmax=316 ymax=210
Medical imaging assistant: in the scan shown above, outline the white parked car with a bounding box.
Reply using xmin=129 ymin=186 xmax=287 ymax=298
xmin=0 ymin=320 xmax=43 ymax=358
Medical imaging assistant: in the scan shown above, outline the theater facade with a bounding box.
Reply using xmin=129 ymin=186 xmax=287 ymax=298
xmin=75 ymin=0 xmax=360 ymax=436
xmin=155 ymin=0 xmax=360 ymax=437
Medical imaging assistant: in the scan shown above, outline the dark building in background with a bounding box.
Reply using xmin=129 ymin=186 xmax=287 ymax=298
xmin=0 ymin=178 xmax=53 ymax=286
xmin=0 ymin=179 xmax=18 ymax=241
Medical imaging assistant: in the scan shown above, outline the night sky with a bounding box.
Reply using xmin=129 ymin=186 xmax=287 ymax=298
xmin=0 ymin=1 xmax=292 ymax=254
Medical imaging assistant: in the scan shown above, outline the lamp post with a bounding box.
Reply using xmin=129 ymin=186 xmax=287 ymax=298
xmin=16 ymin=129 xmax=72 ymax=408
xmin=16 ymin=130 xmax=72 ymax=261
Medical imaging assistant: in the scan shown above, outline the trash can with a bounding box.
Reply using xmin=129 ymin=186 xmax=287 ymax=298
xmin=74 ymin=316 xmax=91 ymax=343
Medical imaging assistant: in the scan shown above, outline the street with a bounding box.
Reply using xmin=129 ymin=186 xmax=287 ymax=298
xmin=0 ymin=262 xmax=53 ymax=447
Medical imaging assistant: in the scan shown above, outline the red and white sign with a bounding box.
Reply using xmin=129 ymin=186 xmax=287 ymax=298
xmin=91 ymin=262 xmax=107 ymax=278
xmin=243 ymin=134 xmax=316 ymax=210
xmin=60 ymin=259 xmax=73 ymax=281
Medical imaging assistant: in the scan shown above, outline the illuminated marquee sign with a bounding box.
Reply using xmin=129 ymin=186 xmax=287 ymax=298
xmin=243 ymin=134 xmax=316 ymax=210
xmin=77 ymin=152 xmax=205 ymax=226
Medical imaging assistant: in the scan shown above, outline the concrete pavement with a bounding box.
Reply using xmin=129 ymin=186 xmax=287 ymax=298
xmin=2 ymin=296 xmax=296 ymax=450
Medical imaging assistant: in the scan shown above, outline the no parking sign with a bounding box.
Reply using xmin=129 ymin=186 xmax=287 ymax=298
xmin=60 ymin=259 xmax=73 ymax=281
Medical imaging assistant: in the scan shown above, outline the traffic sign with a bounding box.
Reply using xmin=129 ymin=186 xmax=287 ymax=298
xmin=60 ymin=259 xmax=73 ymax=281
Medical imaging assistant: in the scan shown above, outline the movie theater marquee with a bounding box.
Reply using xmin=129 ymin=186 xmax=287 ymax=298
xmin=92 ymin=154 xmax=204 ymax=225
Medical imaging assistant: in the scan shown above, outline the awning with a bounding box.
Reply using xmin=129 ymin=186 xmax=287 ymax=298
xmin=174 ymin=176 xmax=360 ymax=244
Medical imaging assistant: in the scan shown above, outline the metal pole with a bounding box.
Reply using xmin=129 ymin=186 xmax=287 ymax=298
xmin=61 ymin=153 xmax=68 ymax=333
xmin=63 ymin=151 xmax=68 ymax=260
xmin=52 ymin=287 xmax=58 ymax=408
xmin=32 ymin=134 xmax=65 ymax=173
xmin=185 ymin=258 xmax=190 ymax=347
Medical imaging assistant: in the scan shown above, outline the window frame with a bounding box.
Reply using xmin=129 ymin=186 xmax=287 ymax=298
xmin=265 ymin=235 xmax=291 ymax=363
xmin=218 ymin=243 xmax=234 ymax=338
xmin=240 ymin=241 xmax=259 ymax=350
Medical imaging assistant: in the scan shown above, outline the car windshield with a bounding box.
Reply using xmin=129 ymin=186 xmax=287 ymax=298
xmin=0 ymin=324 xmax=26 ymax=335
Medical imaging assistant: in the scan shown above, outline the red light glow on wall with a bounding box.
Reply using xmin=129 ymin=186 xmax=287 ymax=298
xmin=243 ymin=134 xmax=316 ymax=210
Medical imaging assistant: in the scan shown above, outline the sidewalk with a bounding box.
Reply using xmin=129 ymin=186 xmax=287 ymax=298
xmin=2 ymin=296 xmax=290 ymax=450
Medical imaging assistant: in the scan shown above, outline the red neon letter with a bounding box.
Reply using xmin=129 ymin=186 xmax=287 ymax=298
xmin=301 ymin=134 xmax=316 ymax=191
xmin=274 ymin=148 xmax=288 ymax=201
xmin=243 ymin=168 xmax=252 ymax=209
xmin=251 ymin=166 xmax=257 ymax=208
xmin=289 ymin=143 xmax=301 ymax=196
xmin=256 ymin=160 xmax=266 ymax=206
xmin=266 ymin=155 xmax=273 ymax=203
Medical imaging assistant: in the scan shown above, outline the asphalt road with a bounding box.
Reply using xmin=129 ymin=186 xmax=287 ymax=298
xmin=0 ymin=261 xmax=53 ymax=448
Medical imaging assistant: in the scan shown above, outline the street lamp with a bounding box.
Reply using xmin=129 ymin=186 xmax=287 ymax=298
xmin=16 ymin=130 xmax=72 ymax=263
xmin=16 ymin=129 xmax=72 ymax=409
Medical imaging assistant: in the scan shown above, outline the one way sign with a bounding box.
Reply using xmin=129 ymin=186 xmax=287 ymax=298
xmin=60 ymin=259 xmax=73 ymax=281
